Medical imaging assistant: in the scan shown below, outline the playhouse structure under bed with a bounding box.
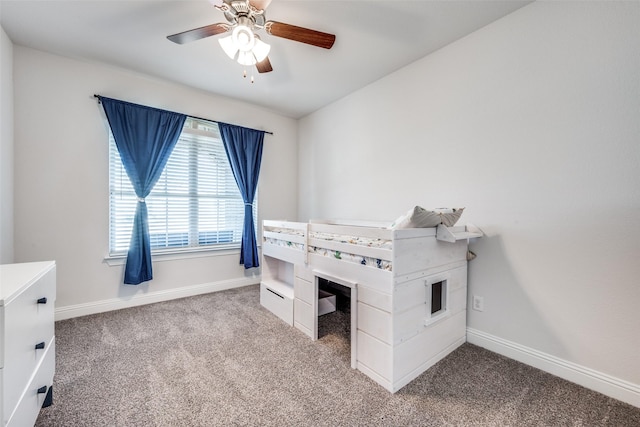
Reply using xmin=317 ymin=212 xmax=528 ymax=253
xmin=260 ymin=218 xmax=482 ymax=392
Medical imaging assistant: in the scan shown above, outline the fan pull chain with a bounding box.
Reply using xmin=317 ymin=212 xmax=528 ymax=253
xmin=242 ymin=69 xmax=255 ymax=84
xmin=243 ymin=69 xmax=247 ymax=78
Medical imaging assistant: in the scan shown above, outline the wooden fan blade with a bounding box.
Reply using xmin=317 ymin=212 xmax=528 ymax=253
xmin=256 ymin=57 xmax=273 ymax=73
xmin=265 ymin=21 xmax=335 ymax=49
xmin=250 ymin=0 xmax=272 ymax=11
xmin=167 ymin=23 xmax=229 ymax=44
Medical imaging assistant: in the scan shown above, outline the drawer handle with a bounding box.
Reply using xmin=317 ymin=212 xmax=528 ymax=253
xmin=37 ymin=297 xmax=48 ymax=304
xmin=266 ymin=288 xmax=284 ymax=299
xmin=35 ymin=342 xmax=45 ymax=350
xmin=37 ymin=386 xmax=48 ymax=394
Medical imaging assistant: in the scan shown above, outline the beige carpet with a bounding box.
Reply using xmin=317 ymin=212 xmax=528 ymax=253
xmin=36 ymin=284 xmax=639 ymax=426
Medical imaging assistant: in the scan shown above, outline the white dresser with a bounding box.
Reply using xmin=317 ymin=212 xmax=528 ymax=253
xmin=0 ymin=261 xmax=56 ymax=427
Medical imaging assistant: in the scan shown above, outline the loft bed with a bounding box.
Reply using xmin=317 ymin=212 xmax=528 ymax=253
xmin=263 ymin=220 xmax=481 ymax=285
xmin=260 ymin=214 xmax=482 ymax=393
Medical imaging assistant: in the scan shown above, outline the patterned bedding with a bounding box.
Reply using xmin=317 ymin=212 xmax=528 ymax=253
xmin=264 ymin=229 xmax=393 ymax=271
xmin=264 ymin=237 xmax=305 ymax=251
xmin=307 ymin=245 xmax=392 ymax=271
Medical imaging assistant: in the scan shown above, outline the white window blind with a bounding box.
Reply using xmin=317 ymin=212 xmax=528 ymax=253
xmin=109 ymin=117 xmax=256 ymax=256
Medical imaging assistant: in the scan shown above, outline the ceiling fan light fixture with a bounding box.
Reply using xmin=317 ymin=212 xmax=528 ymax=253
xmin=237 ymin=50 xmax=257 ymax=66
xmin=218 ymin=35 xmax=239 ymax=59
xmin=231 ymin=24 xmax=255 ymax=52
xmin=219 ymin=15 xmax=269 ymax=69
xmin=252 ymin=37 xmax=270 ymax=62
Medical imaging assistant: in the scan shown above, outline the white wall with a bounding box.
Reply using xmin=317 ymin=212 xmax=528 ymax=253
xmin=13 ymin=46 xmax=298 ymax=314
xmin=0 ymin=26 xmax=14 ymax=264
xmin=299 ymin=1 xmax=640 ymax=403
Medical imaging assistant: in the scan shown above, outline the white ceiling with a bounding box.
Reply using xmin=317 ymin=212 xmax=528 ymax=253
xmin=0 ymin=0 xmax=531 ymax=118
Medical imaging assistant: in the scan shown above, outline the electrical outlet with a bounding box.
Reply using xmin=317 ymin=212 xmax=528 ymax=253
xmin=472 ymin=295 xmax=484 ymax=312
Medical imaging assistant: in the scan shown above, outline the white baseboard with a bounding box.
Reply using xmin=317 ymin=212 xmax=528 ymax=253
xmin=55 ymin=277 xmax=260 ymax=321
xmin=466 ymin=327 xmax=640 ymax=408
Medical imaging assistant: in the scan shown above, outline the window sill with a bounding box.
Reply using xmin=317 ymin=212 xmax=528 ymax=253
xmin=424 ymin=310 xmax=451 ymax=327
xmin=103 ymin=246 xmax=252 ymax=266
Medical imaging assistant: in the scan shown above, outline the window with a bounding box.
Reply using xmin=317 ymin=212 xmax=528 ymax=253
xmin=424 ymin=278 xmax=449 ymax=326
xmin=430 ymin=280 xmax=445 ymax=315
xmin=109 ymin=117 xmax=256 ymax=256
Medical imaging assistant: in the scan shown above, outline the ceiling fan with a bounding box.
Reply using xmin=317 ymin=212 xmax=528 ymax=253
xmin=167 ymin=0 xmax=336 ymax=74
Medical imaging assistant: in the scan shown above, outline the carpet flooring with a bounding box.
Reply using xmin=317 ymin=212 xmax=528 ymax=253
xmin=36 ymin=284 xmax=639 ymax=426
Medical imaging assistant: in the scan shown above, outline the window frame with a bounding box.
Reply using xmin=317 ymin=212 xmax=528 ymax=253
xmin=424 ymin=274 xmax=451 ymax=327
xmin=105 ymin=117 xmax=257 ymax=262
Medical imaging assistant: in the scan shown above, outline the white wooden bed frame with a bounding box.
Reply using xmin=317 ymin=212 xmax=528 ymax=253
xmin=260 ymin=219 xmax=482 ymax=393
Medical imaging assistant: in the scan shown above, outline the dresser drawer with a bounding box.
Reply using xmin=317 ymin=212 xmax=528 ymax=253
xmin=293 ymin=277 xmax=314 ymax=305
xmin=294 ymin=298 xmax=314 ymax=333
xmin=260 ymin=281 xmax=294 ymax=326
xmin=6 ymin=340 xmax=55 ymax=427
xmin=294 ymin=264 xmax=314 ymax=282
xmin=3 ymin=266 xmax=55 ymax=420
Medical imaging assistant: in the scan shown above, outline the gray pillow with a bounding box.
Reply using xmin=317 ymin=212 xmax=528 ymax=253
xmin=390 ymin=206 xmax=464 ymax=229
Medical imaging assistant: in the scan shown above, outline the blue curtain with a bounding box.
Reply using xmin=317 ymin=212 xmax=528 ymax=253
xmin=100 ymin=96 xmax=186 ymax=285
xmin=219 ymin=123 xmax=265 ymax=269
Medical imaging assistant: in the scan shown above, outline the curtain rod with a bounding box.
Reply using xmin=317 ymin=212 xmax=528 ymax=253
xmin=94 ymin=94 xmax=273 ymax=135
